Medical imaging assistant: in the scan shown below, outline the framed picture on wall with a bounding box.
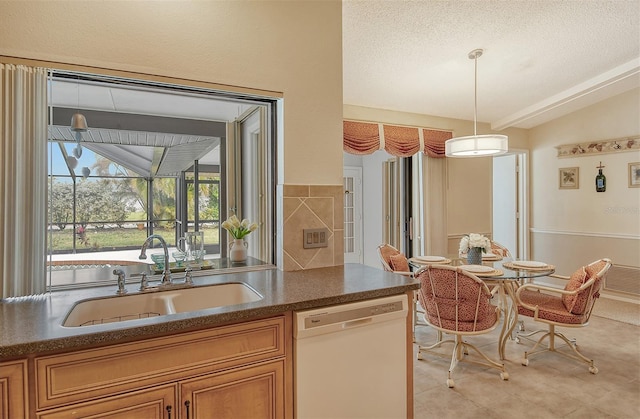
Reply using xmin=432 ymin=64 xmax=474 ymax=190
xmin=559 ymin=167 xmax=579 ymax=189
xmin=629 ymin=162 xmax=640 ymax=188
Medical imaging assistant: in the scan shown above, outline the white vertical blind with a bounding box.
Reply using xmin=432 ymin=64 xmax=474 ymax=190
xmin=0 ymin=64 xmax=48 ymax=298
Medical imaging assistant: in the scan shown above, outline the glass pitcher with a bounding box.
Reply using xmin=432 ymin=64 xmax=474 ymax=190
xmin=177 ymin=231 xmax=205 ymax=262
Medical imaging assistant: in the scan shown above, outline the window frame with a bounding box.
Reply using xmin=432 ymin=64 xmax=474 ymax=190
xmin=45 ymin=69 xmax=278 ymax=290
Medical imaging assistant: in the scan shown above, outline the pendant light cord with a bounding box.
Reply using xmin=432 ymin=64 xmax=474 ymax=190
xmin=473 ymin=52 xmax=478 ymax=137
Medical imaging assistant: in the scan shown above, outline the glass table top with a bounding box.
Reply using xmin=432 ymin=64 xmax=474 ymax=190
xmin=409 ymin=256 xmax=555 ymax=281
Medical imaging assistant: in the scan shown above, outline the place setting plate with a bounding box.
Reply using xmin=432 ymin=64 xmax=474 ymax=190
xmin=411 ymin=255 xmax=452 ymax=265
xmin=457 ymin=265 xmax=502 ymax=277
xmin=503 ymin=260 xmax=555 ymax=271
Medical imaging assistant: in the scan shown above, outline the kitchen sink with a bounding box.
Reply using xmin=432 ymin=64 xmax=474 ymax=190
xmin=166 ymin=283 xmax=263 ymax=313
xmin=62 ymin=282 xmax=263 ymax=327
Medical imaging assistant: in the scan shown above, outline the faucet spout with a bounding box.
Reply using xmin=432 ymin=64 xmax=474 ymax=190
xmin=139 ymin=234 xmax=172 ymax=285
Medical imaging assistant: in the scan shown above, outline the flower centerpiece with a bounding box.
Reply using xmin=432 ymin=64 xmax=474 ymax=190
xmin=459 ymin=233 xmax=490 ymax=265
xmin=221 ymin=215 xmax=258 ymax=239
xmin=222 ymin=215 xmax=258 ymax=262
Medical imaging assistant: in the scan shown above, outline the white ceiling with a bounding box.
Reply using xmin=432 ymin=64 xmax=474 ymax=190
xmin=342 ymin=0 xmax=640 ymax=130
xmin=51 ymin=79 xmax=251 ymax=122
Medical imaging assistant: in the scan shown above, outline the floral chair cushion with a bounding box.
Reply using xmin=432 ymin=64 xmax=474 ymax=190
xmin=518 ymin=290 xmax=588 ymax=325
xmin=379 ymin=244 xmax=399 ymax=271
xmin=389 ymin=253 xmax=410 ymax=272
xmin=418 ymin=268 xmax=497 ymax=332
xmin=520 ymin=259 xmax=609 ymax=322
xmin=562 ymin=266 xmax=588 ymax=314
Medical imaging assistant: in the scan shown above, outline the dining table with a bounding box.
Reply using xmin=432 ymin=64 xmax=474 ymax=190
xmin=408 ymin=254 xmax=556 ymax=360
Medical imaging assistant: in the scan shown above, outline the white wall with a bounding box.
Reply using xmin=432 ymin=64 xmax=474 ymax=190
xmin=529 ymin=88 xmax=640 ymax=273
xmin=343 ymin=153 xmax=363 ymax=167
xmin=0 ymin=1 xmax=344 ymax=186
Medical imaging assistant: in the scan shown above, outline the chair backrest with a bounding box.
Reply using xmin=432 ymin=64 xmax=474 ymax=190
xmin=562 ymin=258 xmax=612 ymax=318
xmin=377 ymin=243 xmax=410 ymax=272
xmin=490 ymin=241 xmax=513 ymax=258
xmin=415 ymin=265 xmax=498 ymax=333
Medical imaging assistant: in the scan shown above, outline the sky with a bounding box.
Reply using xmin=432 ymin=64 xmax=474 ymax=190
xmin=49 ymin=142 xmax=94 ymax=177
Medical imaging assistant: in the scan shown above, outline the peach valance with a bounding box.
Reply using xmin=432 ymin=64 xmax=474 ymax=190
xmin=343 ymin=120 xmax=452 ymax=158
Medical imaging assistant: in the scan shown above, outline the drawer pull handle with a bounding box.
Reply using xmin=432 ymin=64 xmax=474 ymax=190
xmin=185 ymin=400 xmax=191 ymax=419
xmin=166 ymin=405 xmax=172 ymax=419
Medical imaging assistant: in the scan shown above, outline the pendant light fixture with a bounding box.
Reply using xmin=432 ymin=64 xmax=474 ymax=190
xmin=445 ymin=49 xmax=508 ymax=158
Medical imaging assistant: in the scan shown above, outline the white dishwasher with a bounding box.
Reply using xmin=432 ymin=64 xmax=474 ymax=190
xmin=294 ymin=294 xmax=408 ymax=419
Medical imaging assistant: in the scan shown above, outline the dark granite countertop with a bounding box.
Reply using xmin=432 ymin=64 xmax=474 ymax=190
xmin=0 ymin=263 xmax=419 ymax=359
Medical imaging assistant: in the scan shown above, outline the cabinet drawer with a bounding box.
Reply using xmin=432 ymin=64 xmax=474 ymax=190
xmin=36 ymin=315 xmax=286 ymax=410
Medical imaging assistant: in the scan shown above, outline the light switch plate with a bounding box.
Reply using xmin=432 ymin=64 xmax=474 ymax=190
xmin=303 ymin=228 xmax=329 ymax=249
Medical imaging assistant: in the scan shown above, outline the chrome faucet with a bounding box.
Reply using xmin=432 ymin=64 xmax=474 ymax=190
xmin=139 ymin=234 xmax=172 ymax=285
xmin=113 ymin=269 xmax=127 ymax=295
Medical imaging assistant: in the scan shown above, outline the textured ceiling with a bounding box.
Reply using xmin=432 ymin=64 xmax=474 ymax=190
xmin=342 ymin=0 xmax=640 ymax=129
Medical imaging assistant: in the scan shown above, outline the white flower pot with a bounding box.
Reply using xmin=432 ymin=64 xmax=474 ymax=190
xmin=229 ymin=239 xmax=248 ymax=263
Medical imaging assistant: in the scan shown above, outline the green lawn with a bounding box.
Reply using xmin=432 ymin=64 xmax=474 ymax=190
xmin=49 ymin=226 xmax=220 ymax=252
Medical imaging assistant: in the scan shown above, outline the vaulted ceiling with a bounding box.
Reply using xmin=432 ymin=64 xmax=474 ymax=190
xmin=342 ymin=0 xmax=640 ymax=130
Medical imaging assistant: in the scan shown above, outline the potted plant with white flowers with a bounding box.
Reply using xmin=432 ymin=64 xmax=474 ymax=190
xmin=221 ymin=215 xmax=258 ymax=263
xmin=459 ymin=233 xmax=490 ymax=265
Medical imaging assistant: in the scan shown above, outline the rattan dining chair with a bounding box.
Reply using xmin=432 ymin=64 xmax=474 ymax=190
xmin=489 ymin=241 xmax=513 ymax=259
xmin=377 ymin=244 xmax=425 ymax=340
xmin=415 ymin=265 xmax=508 ymax=388
xmin=515 ymin=258 xmax=612 ymax=374
xmin=377 ymin=243 xmax=412 ymax=276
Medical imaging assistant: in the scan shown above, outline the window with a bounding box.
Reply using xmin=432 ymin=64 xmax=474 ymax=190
xmin=46 ymin=71 xmax=276 ymax=289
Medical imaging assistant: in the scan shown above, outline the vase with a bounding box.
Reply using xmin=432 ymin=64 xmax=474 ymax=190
xmin=229 ymin=239 xmax=248 ymax=263
xmin=467 ymin=247 xmax=483 ymax=265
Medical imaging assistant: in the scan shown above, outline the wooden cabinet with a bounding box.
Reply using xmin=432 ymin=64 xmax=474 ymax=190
xmin=0 ymin=360 xmax=28 ymax=419
xmin=34 ymin=314 xmax=291 ymax=418
xmin=180 ymin=360 xmax=285 ymax=419
xmin=36 ymin=384 xmax=176 ymax=419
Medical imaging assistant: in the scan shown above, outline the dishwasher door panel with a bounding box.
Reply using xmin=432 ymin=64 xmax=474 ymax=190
xmin=294 ymin=295 xmax=408 ymax=419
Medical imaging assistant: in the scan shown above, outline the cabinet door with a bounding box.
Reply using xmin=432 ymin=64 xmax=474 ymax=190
xmin=37 ymin=384 xmax=176 ymax=419
xmin=180 ymin=360 xmax=285 ymax=419
xmin=0 ymin=360 xmax=28 ymax=419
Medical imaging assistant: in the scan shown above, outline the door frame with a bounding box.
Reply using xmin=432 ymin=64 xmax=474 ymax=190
xmin=492 ymin=149 xmax=529 ymax=260
xmin=343 ymin=166 xmax=363 ymax=263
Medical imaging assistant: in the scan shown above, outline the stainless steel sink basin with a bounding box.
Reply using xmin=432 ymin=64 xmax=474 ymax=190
xmin=62 ymin=282 xmax=263 ymax=327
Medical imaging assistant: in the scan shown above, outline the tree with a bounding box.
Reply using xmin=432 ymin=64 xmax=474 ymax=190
xmin=48 ymin=177 xmax=134 ymax=230
xmin=48 ymin=178 xmax=73 ymax=230
xmin=76 ymin=179 xmax=133 ymax=228
xmin=152 ymin=177 xmax=177 ymax=227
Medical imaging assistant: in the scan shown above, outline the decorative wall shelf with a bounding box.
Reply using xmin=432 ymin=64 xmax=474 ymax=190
xmin=556 ymin=136 xmax=639 ymax=158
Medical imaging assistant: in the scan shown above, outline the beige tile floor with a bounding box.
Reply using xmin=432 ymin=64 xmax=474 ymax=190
xmin=412 ymin=313 xmax=640 ymax=418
